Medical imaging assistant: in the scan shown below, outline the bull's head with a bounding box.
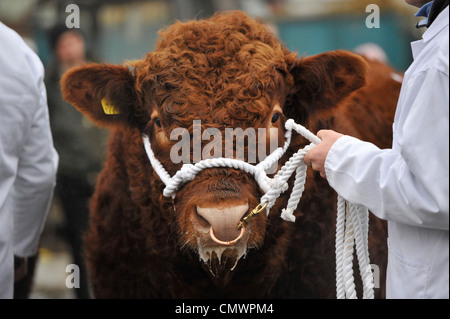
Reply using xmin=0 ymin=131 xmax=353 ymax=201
xmin=61 ymin=11 xmax=366 ymax=278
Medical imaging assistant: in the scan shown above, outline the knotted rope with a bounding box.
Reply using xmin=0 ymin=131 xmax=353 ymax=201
xmin=142 ymin=119 xmax=375 ymax=299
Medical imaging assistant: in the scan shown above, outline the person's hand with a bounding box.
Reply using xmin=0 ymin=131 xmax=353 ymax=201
xmin=304 ymin=130 xmax=343 ymax=178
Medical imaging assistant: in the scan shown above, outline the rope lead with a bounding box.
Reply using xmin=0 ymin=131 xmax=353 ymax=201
xmin=142 ymin=119 xmax=375 ymax=299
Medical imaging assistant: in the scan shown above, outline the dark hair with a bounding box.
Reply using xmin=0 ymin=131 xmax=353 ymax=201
xmin=48 ymin=24 xmax=85 ymax=50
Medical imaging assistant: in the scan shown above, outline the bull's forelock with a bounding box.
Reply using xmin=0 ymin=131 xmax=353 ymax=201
xmin=131 ymin=11 xmax=293 ymax=127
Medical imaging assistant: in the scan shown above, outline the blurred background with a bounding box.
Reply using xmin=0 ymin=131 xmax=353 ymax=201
xmin=1 ymin=0 xmax=423 ymax=299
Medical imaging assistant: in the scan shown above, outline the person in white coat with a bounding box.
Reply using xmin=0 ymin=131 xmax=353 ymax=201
xmin=304 ymin=0 xmax=449 ymax=298
xmin=0 ymin=22 xmax=58 ymax=298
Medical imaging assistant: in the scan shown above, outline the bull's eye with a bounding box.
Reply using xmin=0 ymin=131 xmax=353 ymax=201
xmin=271 ymin=113 xmax=280 ymax=123
xmin=154 ymin=118 xmax=161 ymax=128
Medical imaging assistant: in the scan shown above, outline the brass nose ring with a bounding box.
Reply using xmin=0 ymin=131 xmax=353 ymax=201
xmin=209 ymin=226 xmax=245 ymax=246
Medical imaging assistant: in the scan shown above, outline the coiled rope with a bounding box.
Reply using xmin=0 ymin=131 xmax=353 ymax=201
xmin=142 ymin=119 xmax=375 ymax=299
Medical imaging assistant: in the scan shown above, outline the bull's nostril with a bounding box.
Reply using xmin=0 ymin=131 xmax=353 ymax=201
xmin=195 ymin=211 xmax=210 ymax=228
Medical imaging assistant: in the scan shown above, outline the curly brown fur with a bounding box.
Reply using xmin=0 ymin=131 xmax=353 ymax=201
xmin=61 ymin=11 xmax=395 ymax=298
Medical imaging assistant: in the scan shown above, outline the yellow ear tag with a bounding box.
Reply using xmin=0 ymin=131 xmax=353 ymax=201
xmin=101 ymin=98 xmax=120 ymax=115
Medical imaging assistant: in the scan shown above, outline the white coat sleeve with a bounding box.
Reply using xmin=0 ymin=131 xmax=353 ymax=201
xmin=324 ymin=56 xmax=449 ymax=231
xmin=0 ymin=24 xmax=58 ymax=258
xmin=11 ymin=48 xmax=59 ymax=257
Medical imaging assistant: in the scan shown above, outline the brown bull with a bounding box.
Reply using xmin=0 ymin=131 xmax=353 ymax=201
xmin=61 ymin=11 xmax=400 ymax=298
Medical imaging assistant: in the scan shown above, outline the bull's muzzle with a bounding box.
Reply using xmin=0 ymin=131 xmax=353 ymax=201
xmin=196 ymin=203 xmax=249 ymax=246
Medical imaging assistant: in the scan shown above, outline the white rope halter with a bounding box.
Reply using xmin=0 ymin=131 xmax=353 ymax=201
xmin=142 ymin=119 xmax=375 ymax=299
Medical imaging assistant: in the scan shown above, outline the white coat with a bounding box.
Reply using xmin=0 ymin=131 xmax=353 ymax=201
xmin=324 ymin=7 xmax=449 ymax=298
xmin=0 ymin=22 xmax=58 ymax=298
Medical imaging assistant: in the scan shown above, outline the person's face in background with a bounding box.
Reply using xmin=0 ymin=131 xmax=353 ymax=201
xmin=404 ymin=0 xmax=432 ymax=8
xmin=56 ymin=31 xmax=86 ymax=70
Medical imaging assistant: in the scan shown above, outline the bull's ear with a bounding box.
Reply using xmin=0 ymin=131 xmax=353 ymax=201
xmin=286 ymin=50 xmax=368 ymax=122
xmin=61 ymin=63 xmax=145 ymax=129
